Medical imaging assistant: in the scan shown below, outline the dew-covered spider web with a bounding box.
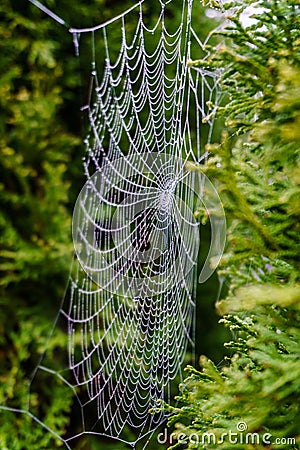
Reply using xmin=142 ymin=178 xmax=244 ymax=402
xmin=8 ymin=0 xmax=226 ymax=448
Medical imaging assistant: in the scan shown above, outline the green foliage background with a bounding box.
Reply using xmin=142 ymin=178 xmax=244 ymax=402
xmin=1 ymin=0 xmax=299 ymax=449
xmin=164 ymin=1 xmax=300 ymax=449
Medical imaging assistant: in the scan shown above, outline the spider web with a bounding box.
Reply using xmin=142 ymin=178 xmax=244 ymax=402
xmin=9 ymin=1 xmax=225 ymax=448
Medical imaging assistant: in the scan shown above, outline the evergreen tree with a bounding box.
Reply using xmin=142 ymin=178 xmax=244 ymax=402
xmin=162 ymin=1 xmax=300 ymax=448
xmin=0 ymin=1 xmax=79 ymax=447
